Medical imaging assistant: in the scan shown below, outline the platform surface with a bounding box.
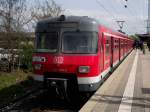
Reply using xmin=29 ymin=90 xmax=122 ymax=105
xmin=80 ymin=49 xmax=150 ymax=112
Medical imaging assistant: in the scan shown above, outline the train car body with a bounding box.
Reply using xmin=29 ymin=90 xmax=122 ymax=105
xmin=32 ymin=15 xmax=133 ymax=93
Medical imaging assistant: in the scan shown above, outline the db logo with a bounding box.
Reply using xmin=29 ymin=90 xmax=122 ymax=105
xmin=53 ymin=56 xmax=64 ymax=64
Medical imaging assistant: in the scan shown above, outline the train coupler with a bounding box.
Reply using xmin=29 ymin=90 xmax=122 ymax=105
xmin=49 ymin=78 xmax=67 ymax=90
xmin=44 ymin=77 xmax=69 ymax=99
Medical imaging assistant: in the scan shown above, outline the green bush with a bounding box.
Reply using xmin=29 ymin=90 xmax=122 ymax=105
xmin=19 ymin=41 xmax=34 ymax=72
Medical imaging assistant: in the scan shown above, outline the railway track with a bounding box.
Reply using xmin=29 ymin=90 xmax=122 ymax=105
xmin=0 ymin=87 xmax=90 ymax=112
xmin=0 ymin=86 xmax=44 ymax=112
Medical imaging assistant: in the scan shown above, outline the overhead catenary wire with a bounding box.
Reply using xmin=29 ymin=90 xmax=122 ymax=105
xmin=114 ymin=0 xmax=144 ymax=34
xmin=107 ymin=0 xmax=120 ymax=19
xmin=123 ymin=0 xmax=147 ymax=34
xmin=113 ymin=0 xmax=135 ymax=33
xmin=95 ymin=0 xmax=139 ymax=33
xmin=116 ymin=0 xmax=144 ymax=33
xmin=125 ymin=0 xmax=143 ymax=22
xmin=109 ymin=0 xmax=130 ymax=31
xmin=95 ymin=0 xmax=125 ymax=32
xmin=95 ymin=0 xmax=146 ymax=34
xmin=95 ymin=0 xmax=119 ymax=22
xmin=138 ymin=0 xmax=144 ymax=20
xmin=125 ymin=0 xmax=147 ymax=34
xmin=125 ymin=0 xmax=147 ymax=25
xmin=96 ymin=0 xmax=132 ymax=33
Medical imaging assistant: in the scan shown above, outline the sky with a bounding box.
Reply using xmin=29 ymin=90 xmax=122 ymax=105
xmin=55 ymin=0 xmax=148 ymax=35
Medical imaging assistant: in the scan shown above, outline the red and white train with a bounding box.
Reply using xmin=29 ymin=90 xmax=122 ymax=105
xmin=32 ymin=15 xmax=133 ymax=94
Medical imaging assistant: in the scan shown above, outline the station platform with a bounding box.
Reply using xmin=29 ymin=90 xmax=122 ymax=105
xmin=80 ymin=49 xmax=150 ymax=112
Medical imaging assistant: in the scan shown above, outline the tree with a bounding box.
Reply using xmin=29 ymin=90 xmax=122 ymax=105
xmin=129 ymin=35 xmax=139 ymax=40
xmin=0 ymin=0 xmax=34 ymax=49
xmin=0 ymin=0 xmax=63 ymax=71
xmin=31 ymin=0 xmax=63 ymax=22
xmin=0 ymin=0 xmax=33 ymax=32
xmin=0 ymin=0 xmax=33 ymax=71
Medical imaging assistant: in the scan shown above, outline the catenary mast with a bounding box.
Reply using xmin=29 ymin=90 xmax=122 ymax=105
xmin=147 ymin=0 xmax=150 ymax=33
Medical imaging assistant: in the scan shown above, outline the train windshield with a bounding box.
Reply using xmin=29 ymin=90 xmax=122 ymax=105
xmin=62 ymin=31 xmax=98 ymax=54
xmin=36 ymin=32 xmax=58 ymax=52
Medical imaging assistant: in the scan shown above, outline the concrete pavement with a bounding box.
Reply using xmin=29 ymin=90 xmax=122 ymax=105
xmin=80 ymin=49 xmax=150 ymax=112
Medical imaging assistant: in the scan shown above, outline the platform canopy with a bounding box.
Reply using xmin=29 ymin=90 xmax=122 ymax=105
xmin=136 ymin=34 xmax=150 ymax=41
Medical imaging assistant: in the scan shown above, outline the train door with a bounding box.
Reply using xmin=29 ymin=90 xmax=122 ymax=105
xmin=114 ymin=39 xmax=117 ymax=63
xmin=123 ymin=40 xmax=125 ymax=56
xmin=116 ymin=38 xmax=119 ymax=63
xmin=121 ymin=39 xmax=124 ymax=59
xmin=110 ymin=36 xmax=114 ymax=67
xmin=100 ymin=33 xmax=104 ymax=72
xmin=126 ymin=40 xmax=128 ymax=53
xmin=124 ymin=40 xmax=126 ymax=55
xmin=105 ymin=35 xmax=111 ymax=69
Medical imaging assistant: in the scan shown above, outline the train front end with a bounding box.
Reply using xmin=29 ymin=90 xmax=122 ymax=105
xmin=32 ymin=15 xmax=100 ymax=93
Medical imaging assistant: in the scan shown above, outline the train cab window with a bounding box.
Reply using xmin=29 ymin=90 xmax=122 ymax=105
xmin=36 ymin=32 xmax=58 ymax=52
xmin=62 ymin=31 xmax=98 ymax=54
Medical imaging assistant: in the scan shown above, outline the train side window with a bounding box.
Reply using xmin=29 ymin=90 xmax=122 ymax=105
xmin=106 ymin=37 xmax=110 ymax=55
xmin=116 ymin=40 xmax=119 ymax=49
xmin=99 ymin=39 xmax=103 ymax=52
xmin=115 ymin=45 xmax=117 ymax=49
xmin=106 ymin=40 xmax=109 ymax=44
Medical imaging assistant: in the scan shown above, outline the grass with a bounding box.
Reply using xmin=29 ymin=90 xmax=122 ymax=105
xmin=0 ymin=71 xmax=28 ymax=90
xmin=0 ymin=71 xmax=35 ymax=107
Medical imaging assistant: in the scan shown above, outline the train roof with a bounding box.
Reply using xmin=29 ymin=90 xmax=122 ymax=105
xmin=36 ymin=15 xmax=130 ymax=39
xmin=36 ymin=15 xmax=100 ymax=32
xmin=37 ymin=15 xmax=99 ymax=25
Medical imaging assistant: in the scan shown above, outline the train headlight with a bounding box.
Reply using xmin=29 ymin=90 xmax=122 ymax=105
xmin=34 ymin=64 xmax=42 ymax=70
xmin=32 ymin=56 xmax=46 ymax=62
xmin=78 ymin=66 xmax=90 ymax=73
